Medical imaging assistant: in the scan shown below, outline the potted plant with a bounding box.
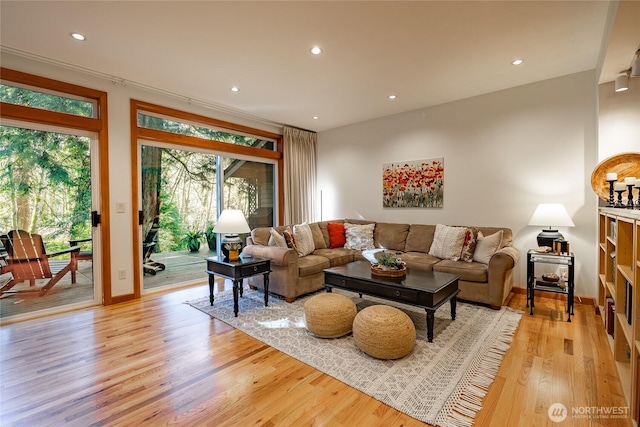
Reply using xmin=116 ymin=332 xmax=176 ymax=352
xmin=182 ymin=230 xmax=204 ymax=252
xmin=204 ymin=223 xmax=217 ymax=251
xmin=371 ymin=251 xmax=407 ymax=277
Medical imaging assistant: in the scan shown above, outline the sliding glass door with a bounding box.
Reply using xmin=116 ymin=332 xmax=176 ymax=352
xmin=140 ymin=144 xmax=275 ymax=290
xmin=0 ymin=124 xmax=100 ymax=317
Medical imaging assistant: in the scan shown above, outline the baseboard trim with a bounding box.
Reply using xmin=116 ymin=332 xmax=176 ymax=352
xmin=511 ymin=286 xmax=596 ymax=307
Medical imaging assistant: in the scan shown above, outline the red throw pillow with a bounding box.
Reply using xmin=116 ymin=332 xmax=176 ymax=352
xmin=328 ymin=222 xmax=346 ymax=248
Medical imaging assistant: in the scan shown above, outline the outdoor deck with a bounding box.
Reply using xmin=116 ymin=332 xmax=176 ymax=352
xmin=0 ymin=248 xmax=214 ymax=320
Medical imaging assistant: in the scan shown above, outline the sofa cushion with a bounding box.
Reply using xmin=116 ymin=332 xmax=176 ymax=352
xmin=404 ymin=224 xmax=436 ymax=253
xmin=434 ymin=260 xmax=488 ymax=283
xmin=429 ymin=224 xmax=467 ymax=261
xmin=293 ymin=223 xmax=315 ymax=256
xmin=473 ymin=230 xmax=503 ymax=264
xmin=374 ymin=222 xmax=410 ymax=252
xmin=309 ymin=223 xmax=327 ymax=249
xmin=400 ymin=251 xmax=441 ymax=271
xmin=297 ymin=255 xmax=331 ymax=277
xmin=251 ymin=227 xmax=272 ymax=246
xmin=344 ymin=222 xmax=375 ymax=250
xmin=312 ymin=248 xmax=355 ymax=267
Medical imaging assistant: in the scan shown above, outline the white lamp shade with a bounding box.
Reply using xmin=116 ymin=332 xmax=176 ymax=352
xmin=212 ymin=209 xmax=251 ymax=234
xmin=528 ymin=203 xmax=575 ymax=228
xmin=615 ymin=75 xmax=629 ymax=92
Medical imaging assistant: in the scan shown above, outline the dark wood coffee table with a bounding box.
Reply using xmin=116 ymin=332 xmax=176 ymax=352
xmin=324 ymin=261 xmax=460 ymax=342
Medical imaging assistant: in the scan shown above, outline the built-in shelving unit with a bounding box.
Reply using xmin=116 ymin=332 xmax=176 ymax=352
xmin=597 ymin=208 xmax=640 ymax=422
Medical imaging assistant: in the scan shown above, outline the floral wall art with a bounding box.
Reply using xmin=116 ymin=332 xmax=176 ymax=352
xmin=382 ymin=158 xmax=444 ymax=208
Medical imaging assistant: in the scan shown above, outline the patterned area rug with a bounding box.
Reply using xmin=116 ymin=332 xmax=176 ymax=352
xmin=187 ymin=288 xmax=522 ymax=427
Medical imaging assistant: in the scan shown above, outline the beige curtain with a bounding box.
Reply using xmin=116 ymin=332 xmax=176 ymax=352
xmin=283 ymin=126 xmax=317 ymax=225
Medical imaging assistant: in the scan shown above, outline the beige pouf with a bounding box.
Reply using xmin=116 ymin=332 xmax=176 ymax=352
xmin=303 ymin=292 xmax=357 ymax=338
xmin=353 ymin=305 xmax=416 ymax=359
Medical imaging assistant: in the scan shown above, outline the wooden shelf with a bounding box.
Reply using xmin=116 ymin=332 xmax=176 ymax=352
xmin=617 ymin=312 xmax=633 ymax=348
xmin=617 ymin=360 xmax=632 ymax=404
xmin=619 ymin=264 xmax=634 ymax=284
xmin=598 ymin=208 xmax=639 ymax=421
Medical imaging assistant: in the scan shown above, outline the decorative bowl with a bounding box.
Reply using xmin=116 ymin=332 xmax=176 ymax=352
xmin=371 ymin=264 xmax=407 ymax=277
xmin=542 ymin=273 xmax=560 ymax=282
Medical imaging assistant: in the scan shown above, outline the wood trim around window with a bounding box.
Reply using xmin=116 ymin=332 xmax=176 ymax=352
xmin=131 ymin=99 xmax=284 ymax=298
xmin=0 ymin=67 xmax=113 ymax=305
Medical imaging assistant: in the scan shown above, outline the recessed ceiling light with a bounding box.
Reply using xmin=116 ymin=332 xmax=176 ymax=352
xmin=230 ymin=87 xmax=240 ymax=92
xmin=310 ymin=46 xmax=322 ymax=55
xmin=388 ymin=95 xmax=397 ymax=100
xmin=70 ymin=32 xmax=86 ymax=41
xmin=511 ymin=59 xmax=524 ymax=65
xmin=312 ymin=116 xmax=319 ymax=120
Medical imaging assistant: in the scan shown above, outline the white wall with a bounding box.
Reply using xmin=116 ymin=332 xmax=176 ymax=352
xmin=1 ymin=52 xmax=282 ymax=297
xmin=598 ymin=77 xmax=640 ymax=161
xmin=318 ymin=71 xmax=600 ymax=298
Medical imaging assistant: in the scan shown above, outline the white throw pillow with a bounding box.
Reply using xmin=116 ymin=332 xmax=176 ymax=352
xmin=428 ymin=224 xmax=467 ymax=261
xmin=268 ymin=228 xmax=287 ymax=248
xmin=293 ymin=222 xmax=315 ymax=256
xmin=344 ymin=222 xmax=375 ymax=250
xmin=472 ymin=230 xmax=503 ymax=264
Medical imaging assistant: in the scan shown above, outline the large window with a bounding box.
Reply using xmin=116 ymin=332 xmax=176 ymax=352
xmin=132 ymin=100 xmax=282 ymax=293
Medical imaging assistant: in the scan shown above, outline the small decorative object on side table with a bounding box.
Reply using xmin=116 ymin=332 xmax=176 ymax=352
xmin=526 ymin=249 xmax=575 ymax=322
xmin=205 ymin=254 xmax=270 ymax=317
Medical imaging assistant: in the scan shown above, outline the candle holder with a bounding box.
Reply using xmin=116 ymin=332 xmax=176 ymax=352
xmin=627 ymin=184 xmax=635 ymax=208
xmin=606 ymin=179 xmax=616 ymax=207
xmin=636 ymin=185 xmax=640 ymax=210
xmin=615 ymin=189 xmax=626 ymax=208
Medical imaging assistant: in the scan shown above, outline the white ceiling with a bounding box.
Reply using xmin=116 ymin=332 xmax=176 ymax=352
xmin=1 ymin=1 xmax=639 ymax=132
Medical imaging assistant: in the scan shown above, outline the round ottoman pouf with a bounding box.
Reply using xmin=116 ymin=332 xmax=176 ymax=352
xmin=303 ymin=293 xmax=357 ymax=338
xmin=353 ymin=305 xmax=416 ymax=359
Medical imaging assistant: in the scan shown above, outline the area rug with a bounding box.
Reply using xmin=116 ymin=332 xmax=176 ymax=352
xmin=187 ymin=288 xmax=522 ymax=427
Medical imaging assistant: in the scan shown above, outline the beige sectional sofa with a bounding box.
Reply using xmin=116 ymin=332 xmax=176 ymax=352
xmin=242 ymin=219 xmax=519 ymax=308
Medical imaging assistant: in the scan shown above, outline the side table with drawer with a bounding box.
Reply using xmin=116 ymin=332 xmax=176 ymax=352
xmin=205 ymin=255 xmax=271 ymax=317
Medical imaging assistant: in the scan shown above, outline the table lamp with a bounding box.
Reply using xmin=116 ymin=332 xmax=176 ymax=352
xmin=528 ymin=203 xmax=575 ymax=247
xmin=213 ymin=209 xmax=251 ymax=261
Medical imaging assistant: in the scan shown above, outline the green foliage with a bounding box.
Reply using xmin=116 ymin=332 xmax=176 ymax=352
xmin=158 ymin=197 xmax=186 ymax=252
xmin=0 ymin=125 xmax=91 ymax=235
xmin=377 ymin=252 xmax=405 ymax=269
xmin=181 ymin=229 xmax=204 ymax=252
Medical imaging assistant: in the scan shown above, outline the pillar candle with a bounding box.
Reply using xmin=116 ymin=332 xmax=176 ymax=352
xmin=624 ymin=176 xmax=636 ymax=185
xmin=614 ymin=182 xmax=626 ymax=191
xmin=635 ymin=179 xmax=640 ymax=188
xmin=606 ymin=172 xmax=617 ymax=181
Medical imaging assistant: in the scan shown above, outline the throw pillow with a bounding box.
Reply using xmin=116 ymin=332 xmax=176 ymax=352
xmin=428 ymin=224 xmax=467 ymax=261
xmin=282 ymin=226 xmax=297 ymax=250
xmin=344 ymin=222 xmax=375 ymax=250
xmin=460 ymin=227 xmax=479 ymax=262
xmin=472 ymin=230 xmax=503 ymax=264
xmin=293 ymin=222 xmax=315 ymax=256
xmin=327 ymin=222 xmax=346 ymax=248
xmin=268 ymin=228 xmax=287 ymax=248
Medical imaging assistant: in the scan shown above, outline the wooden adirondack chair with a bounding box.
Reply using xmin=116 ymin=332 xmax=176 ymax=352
xmin=0 ymin=230 xmax=80 ymax=297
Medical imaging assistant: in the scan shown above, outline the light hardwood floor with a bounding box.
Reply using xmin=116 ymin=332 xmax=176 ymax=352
xmin=0 ymin=282 xmax=633 ymax=426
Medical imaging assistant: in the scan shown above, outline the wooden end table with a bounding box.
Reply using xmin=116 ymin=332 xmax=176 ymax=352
xmin=205 ymin=255 xmax=271 ymax=317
